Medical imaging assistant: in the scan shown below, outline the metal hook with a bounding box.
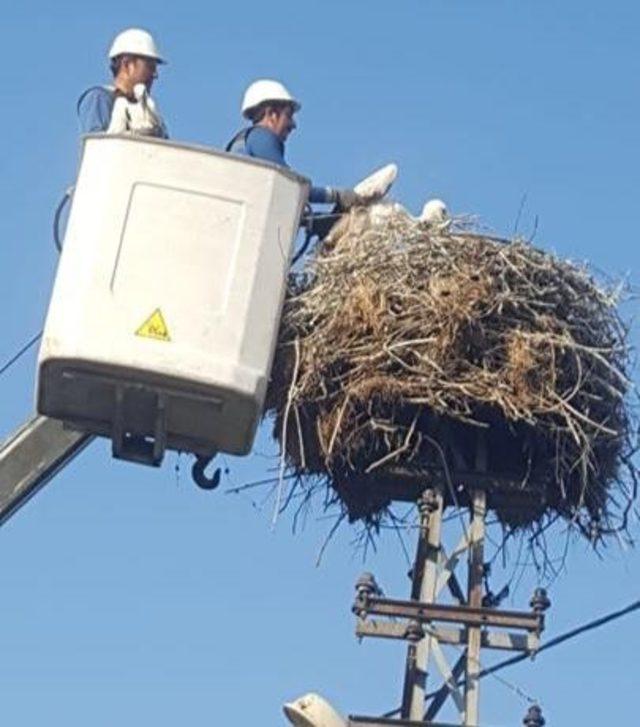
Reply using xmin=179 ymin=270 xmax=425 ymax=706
xmin=191 ymin=454 xmax=221 ymax=490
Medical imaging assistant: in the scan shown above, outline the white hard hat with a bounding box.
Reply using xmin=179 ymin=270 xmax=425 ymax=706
xmin=283 ymin=693 xmax=346 ymax=727
xmin=108 ymin=28 xmax=165 ymax=63
xmin=241 ymin=79 xmax=301 ymax=119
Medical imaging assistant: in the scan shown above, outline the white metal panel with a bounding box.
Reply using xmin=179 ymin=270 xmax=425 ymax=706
xmin=111 ymin=183 xmax=244 ymax=316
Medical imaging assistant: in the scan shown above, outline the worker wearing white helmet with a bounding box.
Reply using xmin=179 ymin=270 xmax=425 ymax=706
xmin=226 ymin=79 xmax=364 ymax=208
xmin=77 ymin=28 xmax=168 ymax=138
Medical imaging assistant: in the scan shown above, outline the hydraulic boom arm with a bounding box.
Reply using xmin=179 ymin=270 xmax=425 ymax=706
xmin=0 ymin=415 xmax=93 ymax=526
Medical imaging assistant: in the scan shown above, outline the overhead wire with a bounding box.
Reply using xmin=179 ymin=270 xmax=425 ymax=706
xmin=381 ymin=596 xmax=640 ymax=719
xmin=464 ymin=596 xmax=640 ymax=687
xmin=420 ymin=623 xmax=540 ymax=711
xmin=0 ymin=331 xmax=42 ymax=377
xmin=426 ymin=597 xmax=640 ymax=708
xmin=1 ymin=188 xmax=68 ymax=378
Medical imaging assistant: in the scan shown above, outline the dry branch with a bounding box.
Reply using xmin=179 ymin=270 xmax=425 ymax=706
xmin=264 ymin=208 xmax=637 ymax=549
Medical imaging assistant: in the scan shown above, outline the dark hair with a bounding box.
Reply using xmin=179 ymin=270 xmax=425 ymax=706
xmin=110 ymin=54 xmax=126 ymax=77
xmin=110 ymin=53 xmax=148 ymax=78
xmin=248 ymin=100 xmax=293 ymax=124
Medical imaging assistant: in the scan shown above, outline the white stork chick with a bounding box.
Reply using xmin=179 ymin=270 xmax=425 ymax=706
xmin=366 ymin=197 xmax=451 ymax=228
xmin=365 ymin=199 xmax=412 ymax=226
xmin=420 ymin=198 xmax=450 ymax=227
xmin=107 ymin=83 xmax=167 ymax=138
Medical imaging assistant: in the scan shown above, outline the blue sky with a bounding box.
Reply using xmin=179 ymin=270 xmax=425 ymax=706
xmin=0 ymin=2 xmax=638 ymax=726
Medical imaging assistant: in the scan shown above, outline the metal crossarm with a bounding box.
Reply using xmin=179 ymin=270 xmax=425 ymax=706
xmin=349 ymin=717 xmax=463 ymax=727
xmin=356 ymin=620 xmax=539 ymax=653
xmin=358 ymin=596 xmax=541 ymax=633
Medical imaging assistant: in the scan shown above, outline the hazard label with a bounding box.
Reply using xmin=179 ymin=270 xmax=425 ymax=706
xmin=135 ymin=308 xmax=171 ymax=342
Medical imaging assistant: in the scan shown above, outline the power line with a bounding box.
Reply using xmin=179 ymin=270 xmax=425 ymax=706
xmin=384 ymin=597 xmax=640 ymax=718
xmin=0 ymin=331 xmax=42 ymax=377
xmin=470 ymin=597 xmax=640 ymax=685
xmin=423 ymin=599 xmax=640 ymax=720
xmin=422 ymin=623 xmax=539 ymax=709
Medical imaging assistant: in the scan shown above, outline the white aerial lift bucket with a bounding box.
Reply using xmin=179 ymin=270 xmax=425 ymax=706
xmin=37 ymin=135 xmax=309 ymax=466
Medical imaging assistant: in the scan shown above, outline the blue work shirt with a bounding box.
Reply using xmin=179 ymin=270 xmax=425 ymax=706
xmin=227 ymin=126 xmax=335 ymax=205
xmin=77 ymin=86 xmax=115 ymax=134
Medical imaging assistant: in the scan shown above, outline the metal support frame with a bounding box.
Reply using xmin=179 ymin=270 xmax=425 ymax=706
xmin=112 ymin=385 xmax=167 ymax=466
xmin=356 ymin=598 xmax=540 ymax=633
xmin=402 ymin=488 xmax=444 ymax=720
xmin=351 ymin=485 xmax=550 ymax=726
xmin=349 ymin=718 xmax=461 ymax=727
xmin=464 ymin=490 xmax=486 ymax=726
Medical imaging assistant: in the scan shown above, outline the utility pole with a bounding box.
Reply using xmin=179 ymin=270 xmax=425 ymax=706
xmin=349 ymin=484 xmax=550 ymax=726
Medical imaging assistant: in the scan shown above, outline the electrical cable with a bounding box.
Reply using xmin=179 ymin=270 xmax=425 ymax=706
xmin=291 ymin=226 xmax=314 ymax=265
xmin=381 ymin=596 xmax=640 ymax=719
xmin=0 ymin=332 xmax=42 ymax=377
xmin=3 ymin=188 xmax=69 ymax=374
xmin=464 ymin=597 xmax=640 ymax=687
xmin=421 ymin=623 xmax=539 ymax=710
xmin=53 ymin=187 xmax=73 ymax=252
xmin=2 ymin=189 xmax=69 ymax=376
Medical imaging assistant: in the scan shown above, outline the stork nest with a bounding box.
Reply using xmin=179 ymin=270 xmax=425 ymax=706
xmin=264 ymin=209 xmax=637 ymax=543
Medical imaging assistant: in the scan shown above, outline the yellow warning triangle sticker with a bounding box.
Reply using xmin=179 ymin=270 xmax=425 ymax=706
xmin=135 ymin=308 xmax=171 ymax=342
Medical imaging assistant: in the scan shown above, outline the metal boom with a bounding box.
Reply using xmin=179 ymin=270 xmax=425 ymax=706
xmin=0 ymin=414 xmax=93 ymax=526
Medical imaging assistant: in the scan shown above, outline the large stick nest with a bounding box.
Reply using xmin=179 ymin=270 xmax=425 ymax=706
xmin=264 ymin=208 xmax=637 ymax=543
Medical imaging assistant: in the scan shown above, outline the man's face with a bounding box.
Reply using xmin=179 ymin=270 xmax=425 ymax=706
xmin=125 ymin=56 xmax=158 ymax=90
xmin=269 ymin=104 xmax=297 ymax=141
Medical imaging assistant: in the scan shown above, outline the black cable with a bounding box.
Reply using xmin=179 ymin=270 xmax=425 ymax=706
xmin=53 ymin=187 xmax=73 ymax=253
xmin=4 ymin=189 xmax=71 ymax=378
xmin=2 ymin=190 xmax=71 ymax=377
xmin=466 ymin=597 xmax=640 ymax=687
xmin=0 ymin=332 xmax=42 ymax=377
xmin=382 ymin=597 xmax=640 ymax=718
xmin=291 ymin=227 xmax=314 ymax=265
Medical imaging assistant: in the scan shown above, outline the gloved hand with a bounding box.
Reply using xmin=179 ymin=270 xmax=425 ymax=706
xmin=335 ymin=188 xmax=365 ymax=210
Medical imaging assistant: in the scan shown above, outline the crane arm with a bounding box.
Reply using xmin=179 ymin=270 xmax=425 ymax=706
xmin=0 ymin=415 xmax=93 ymax=526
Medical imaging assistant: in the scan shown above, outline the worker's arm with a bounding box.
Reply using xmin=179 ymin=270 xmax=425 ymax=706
xmin=308 ymin=185 xmax=338 ymax=205
xmin=78 ymin=87 xmax=114 ymax=134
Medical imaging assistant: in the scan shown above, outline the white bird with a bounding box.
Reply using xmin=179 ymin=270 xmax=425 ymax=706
xmin=353 ymin=163 xmax=398 ymax=202
xmin=366 ymin=199 xmax=412 ymax=226
xmin=106 ymin=83 xmax=167 ymax=138
xmin=420 ymin=198 xmax=450 ymax=226
xmin=363 ymin=197 xmax=451 ymax=228
xmin=131 ymin=83 xmax=167 ymax=137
